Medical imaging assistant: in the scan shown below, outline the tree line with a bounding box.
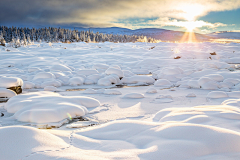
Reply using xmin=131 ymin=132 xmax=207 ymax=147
xmin=0 ymin=26 xmax=159 ymax=47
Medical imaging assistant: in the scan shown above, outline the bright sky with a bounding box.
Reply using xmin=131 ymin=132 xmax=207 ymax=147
xmin=0 ymin=0 xmax=240 ymax=33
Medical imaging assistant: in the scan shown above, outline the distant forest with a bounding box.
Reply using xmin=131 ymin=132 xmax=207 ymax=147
xmin=0 ymin=26 xmax=159 ymax=47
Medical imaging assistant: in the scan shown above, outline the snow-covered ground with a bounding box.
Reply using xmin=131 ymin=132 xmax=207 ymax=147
xmin=1 ymin=41 xmax=240 ymax=159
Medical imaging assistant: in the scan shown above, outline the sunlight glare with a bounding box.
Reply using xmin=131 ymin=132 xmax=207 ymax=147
xmin=180 ymin=4 xmax=204 ymax=21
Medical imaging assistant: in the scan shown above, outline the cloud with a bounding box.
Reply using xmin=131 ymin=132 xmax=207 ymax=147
xmin=0 ymin=0 xmax=240 ymax=28
xmin=149 ymin=18 xmax=227 ymax=28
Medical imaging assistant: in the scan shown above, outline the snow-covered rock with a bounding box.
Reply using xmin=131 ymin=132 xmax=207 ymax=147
xmin=98 ymin=74 xmax=120 ymax=86
xmin=4 ymin=92 xmax=100 ymax=123
xmin=0 ymin=77 xmax=23 ymax=88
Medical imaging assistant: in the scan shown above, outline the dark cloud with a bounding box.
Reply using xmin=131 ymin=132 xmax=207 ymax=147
xmin=0 ymin=0 xmax=239 ymax=28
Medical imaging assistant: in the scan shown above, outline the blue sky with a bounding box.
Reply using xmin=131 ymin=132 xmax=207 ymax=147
xmin=0 ymin=0 xmax=240 ymax=34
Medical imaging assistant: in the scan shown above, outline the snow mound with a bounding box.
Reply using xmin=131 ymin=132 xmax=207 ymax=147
xmin=83 ymin=89 xmax=98 ymax=94
xmin=28 ymin=67 xmax=41 ymax=73
xmin=69 ymin=77 xmax=85 ymax=86
xmin=0 ymin=126 xmax=68 ymax=160
xmin=227 ymin=91 xmax=240 ymax=98
xmin=0 ymin=77 xmax=23 ymax=88
xmin=154 ymin=79 xmax=173 ymax=88
xmin=132 ymin=69 xmax=150 ymax=74
xmin=207 ymin=91 xmax=228 ymax=98
xmin=98 ymin=74 xmax=120 ymax=86
xmin=84 ymin=74 xmax=102 ymax=84
xmin=123 ymin=93 xmax=144 ymax=99
xmin=223 ymin=78 xmax=240 ymax=85
xmin=22 ymin=81 xmax=35 ymax=89
xmin=44 ymin=86 xmax=57 ymax=91
xmin=76 ymin=69 xmax=99 ymax=76
xmin=103 ymin=89 xmax=122 ymax=95
xmin=0 ymin=88 xmax=16 ymax=98
xmin=33 ymin=72 xmax=55 ymax=80
xmin=187 ymin=80 xmax=200 ymax=89
xmin=105 ymin=67 xmax=124 ymax=78
xmin=50 ymin=64 xmax=72 ymax=72
xmin=152 ymin=95 xmax=173 ymax=103
xmin=204 ymin=74 xmax=224 ymax=82
xmin=77 ymin=120 xmax=240 ymax=159
xmin=186 ymin=93 xmax=196 ymax=97
xmin=4 ymin=92 xmax=100 ymax=123
xmin=201 ymin=81 xmax=220 ymax=90
xmin=41 ymin=80 xmax=62 ymax=88
xmin=146 ymin=88 xmax=157 ymax=93
xmin=93 ymin=64 xmax=109 ymax=70
xmin=123 ymin=70 xmax=135 ymax=77
xmin=121 ymin=75 xmax=155 ymax=84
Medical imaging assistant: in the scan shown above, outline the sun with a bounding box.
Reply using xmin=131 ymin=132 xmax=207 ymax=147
xmin=180 ymin=4 xmax=204 ymax=21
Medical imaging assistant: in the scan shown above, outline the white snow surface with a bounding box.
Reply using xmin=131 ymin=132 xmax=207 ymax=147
xmin=1 ymin=41 xmax=240 ymax=159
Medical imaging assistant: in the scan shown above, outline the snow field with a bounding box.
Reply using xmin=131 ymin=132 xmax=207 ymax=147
xmin=1 ymin=41 xmax=240 ymax=159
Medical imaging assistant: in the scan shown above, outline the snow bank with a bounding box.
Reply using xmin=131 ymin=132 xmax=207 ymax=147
xmin=0 ymin=77 xmax=23 ymax=88
xmin=4 ymin=92 xmax=100 ymax=123
xmin=77 ymin=119 xmax=240 ymax=159
xmin=0 ymin=126 xmax=68 ymax=160
xmin=121 ymin=75 xmax=155 ymax=84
